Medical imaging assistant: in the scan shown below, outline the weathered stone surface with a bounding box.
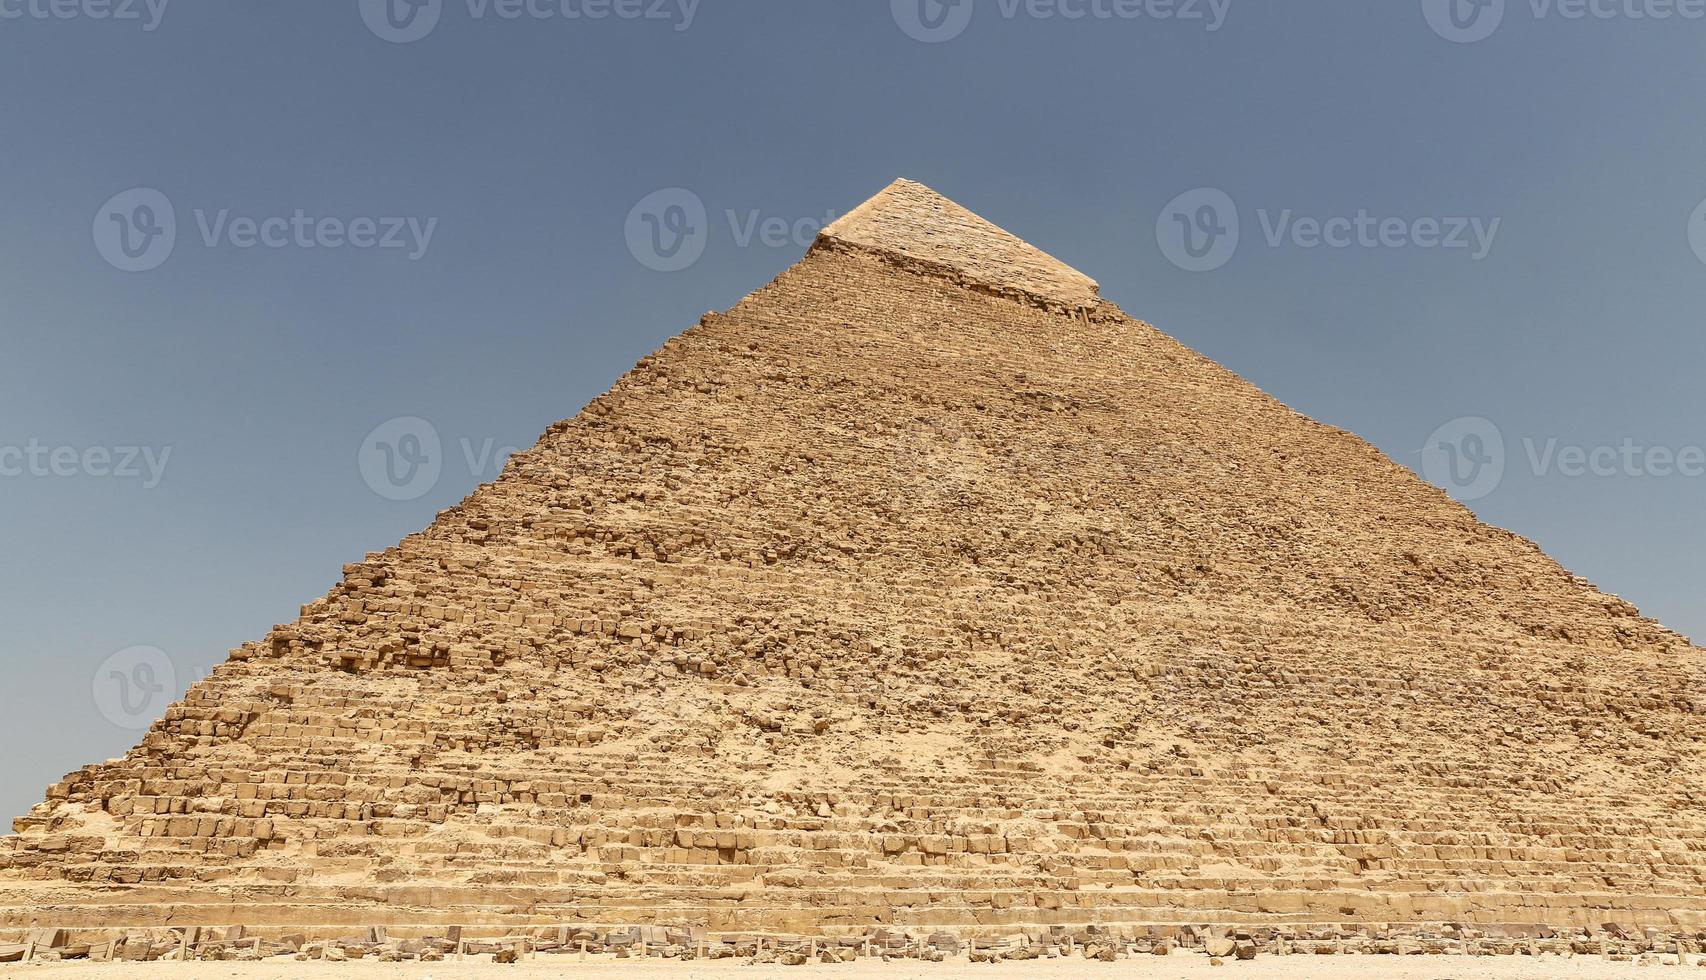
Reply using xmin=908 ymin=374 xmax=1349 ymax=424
xmin=0 ymin=178 xmax=1702 ymax=938
xmin=821 ymin=179 xmax=1099 ymax=310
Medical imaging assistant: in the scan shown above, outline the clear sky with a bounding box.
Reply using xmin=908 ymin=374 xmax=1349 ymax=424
xmin=4 ymin=0 xmax=1705 ymax=822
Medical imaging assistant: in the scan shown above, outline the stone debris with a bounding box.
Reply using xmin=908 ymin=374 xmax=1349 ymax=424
xmin=0 ymin=923 xmax=1699 ymax=966
xmin=1 ymin=178 xmax=1703 ymax=942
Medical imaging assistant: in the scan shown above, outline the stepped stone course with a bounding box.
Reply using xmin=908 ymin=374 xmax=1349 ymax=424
xmin=3 ymin=179 xmax=1703 ymax=942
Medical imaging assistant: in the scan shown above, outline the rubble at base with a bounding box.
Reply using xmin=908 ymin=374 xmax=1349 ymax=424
xmin=4 ymin=922 xmax=1705 ymax=966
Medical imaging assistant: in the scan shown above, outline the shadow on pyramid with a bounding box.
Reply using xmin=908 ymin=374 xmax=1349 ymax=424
xmin=4 ymin=179 xmax=1703 ymax=944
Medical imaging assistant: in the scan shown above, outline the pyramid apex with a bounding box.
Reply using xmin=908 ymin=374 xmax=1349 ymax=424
xmin=822 ymin=178 xmax=1099 ymax=308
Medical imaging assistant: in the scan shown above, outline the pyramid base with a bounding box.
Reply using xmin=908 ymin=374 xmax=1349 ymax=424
xmin=2 ymin=880 xmax=1699 ymax=940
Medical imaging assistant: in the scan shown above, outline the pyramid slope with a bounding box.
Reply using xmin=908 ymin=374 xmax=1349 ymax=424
xmin=3 ymin=181 xmax=1704 ymax=940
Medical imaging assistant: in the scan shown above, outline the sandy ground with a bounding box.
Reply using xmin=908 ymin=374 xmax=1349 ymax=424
xmin=0 ymin=955 xmax=1696 ymax=979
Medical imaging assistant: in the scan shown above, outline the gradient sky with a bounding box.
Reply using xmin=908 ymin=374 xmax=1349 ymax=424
xmin=3 ymin=0 xmax=1705 ymax=822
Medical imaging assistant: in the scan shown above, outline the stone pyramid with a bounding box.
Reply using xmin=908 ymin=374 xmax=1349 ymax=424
xmin=5 ymin=179 xmax=1704 ymax=941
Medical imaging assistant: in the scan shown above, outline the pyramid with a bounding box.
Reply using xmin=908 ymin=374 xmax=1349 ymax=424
xmin=5 ymin=179 xmax=1704 ymax=943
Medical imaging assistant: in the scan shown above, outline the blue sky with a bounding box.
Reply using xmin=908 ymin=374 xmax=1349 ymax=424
xmin=3 ymin=0 xmax=1705 ymax=821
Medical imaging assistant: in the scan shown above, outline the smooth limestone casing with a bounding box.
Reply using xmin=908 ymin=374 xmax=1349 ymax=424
xmin=2 ymin=180 xmax=1703 ymax=940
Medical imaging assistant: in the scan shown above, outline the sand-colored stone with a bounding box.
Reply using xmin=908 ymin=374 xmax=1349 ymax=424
xmin=2 ymin=179 xmax=1703 ymax=941
xmin=5 ymin=955 xmax=1704 ymax=979
xmin=821 ymin=179 xmax=1099 ymax=310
